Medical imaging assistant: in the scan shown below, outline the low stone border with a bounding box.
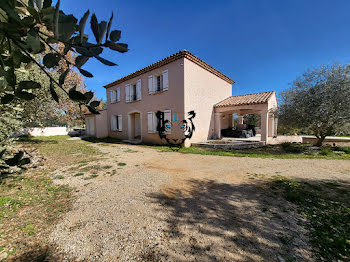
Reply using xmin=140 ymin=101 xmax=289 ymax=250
xmin=192 ymin=141 xmax=265 ymax=150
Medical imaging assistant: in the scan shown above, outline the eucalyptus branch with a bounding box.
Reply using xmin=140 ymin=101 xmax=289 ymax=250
xmin=12 ymin=39 xmax=68 ymax=95
xmin=38 ymin=33 xmax=76 ymax=68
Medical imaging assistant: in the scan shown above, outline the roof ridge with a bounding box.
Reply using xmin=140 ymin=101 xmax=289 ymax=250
xmin=104 ymin=50 xmax=234 ymax=88
xmin=228 ymin=91 xmax=275 ymax=98
xmin=215 ymin=91 xmax=276 ymax=108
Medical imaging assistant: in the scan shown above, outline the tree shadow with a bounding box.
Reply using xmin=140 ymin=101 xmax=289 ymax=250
xmin=147 ymin=178 xmax=313 ymax=262
xmin=81 ymin=136 xmax=122 ymax=144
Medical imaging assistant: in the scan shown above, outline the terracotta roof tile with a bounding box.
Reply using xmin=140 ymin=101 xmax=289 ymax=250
xmin=215 ymin=91 xmax=275 ymax=108
xmin=104 ymin=50 xmax=235 ymax=88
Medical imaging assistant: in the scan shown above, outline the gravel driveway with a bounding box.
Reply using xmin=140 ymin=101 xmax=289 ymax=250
xmin=49 ymin=143 xmax=350 ymax=261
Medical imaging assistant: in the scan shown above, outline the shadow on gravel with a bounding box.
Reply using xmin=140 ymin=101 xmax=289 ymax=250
xmin=148 ymin=177 xmax=350 ymax=262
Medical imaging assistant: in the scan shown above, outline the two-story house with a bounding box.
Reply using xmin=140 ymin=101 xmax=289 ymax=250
xmin=85 ymin=50 xmax=278 ymax=146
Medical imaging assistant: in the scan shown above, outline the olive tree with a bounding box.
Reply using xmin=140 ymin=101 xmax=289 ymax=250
xmin=278 ymin=63 xmax=350 ymax=145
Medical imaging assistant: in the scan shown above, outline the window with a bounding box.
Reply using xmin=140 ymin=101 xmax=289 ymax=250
xmin=111 ymin=115 xmax=122 ymax=131
xmin=131 ymin=84 xmax=137 ymax=101
xmin=125 ymin=79 xmax=141 ymax=102
xmin=109 ymin=87 xmax=120 ymax=103
xmin=156 ymin=75 xmax=163 ymax=92
xmin=148 ymin=69 xmax=168 ymax=94
xmin=147 ymin=109 xmax=171 ymax=133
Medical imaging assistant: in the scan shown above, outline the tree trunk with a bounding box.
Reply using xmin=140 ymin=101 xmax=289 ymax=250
xmin=315 ymin=135 xmax=326 ymax=146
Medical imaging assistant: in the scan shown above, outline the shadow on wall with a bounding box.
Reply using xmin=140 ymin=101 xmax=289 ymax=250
xmin=147 ymin=178 xmax=314 ymax=262
xmin=207 ymin=108 xmax=215 ymax=140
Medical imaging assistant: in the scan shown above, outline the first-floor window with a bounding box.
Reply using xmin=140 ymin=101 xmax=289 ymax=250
xmin=147 ymin=110 xmax=171 ymax=134
xmin=111 ymin=114 xmax=122 ymax=131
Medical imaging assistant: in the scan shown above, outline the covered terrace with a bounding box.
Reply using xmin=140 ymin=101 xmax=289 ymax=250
xmin=213 ymin=91 xmax=278 ymax=143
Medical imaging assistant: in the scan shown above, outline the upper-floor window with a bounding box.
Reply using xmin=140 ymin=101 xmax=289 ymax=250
xmin=110 ymin=87 xmax=120 ymax=103
xmin=125 ymin=79 xmax=141 ymax=103
xmin=148 ymin=69 xmax=168 ymax=94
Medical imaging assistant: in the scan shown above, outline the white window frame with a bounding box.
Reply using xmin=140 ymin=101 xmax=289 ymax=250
xmin=148 ymin=69 xmax=168 ymax=95
xmin=126 ymin=79 xmax=141 ymax=103
xmin=147 ymin=109 xmax=171 ymax=134
xmin=110 ymin=87 xmax=120 ymax=103
xmin=111 ymin=114 xmax=122 ymax=131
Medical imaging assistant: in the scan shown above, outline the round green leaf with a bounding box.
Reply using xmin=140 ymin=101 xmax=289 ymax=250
xmin=84 ymin=91 xmax=94 ymax=103
xmin=16 ymin=91 xmax=36 ymax=100
xmin=109 ymin=30 xmax=121 ymax=42
xmin=108 ymin=42 xmax=128 ymax=53
xmin=1 ymin=93 xmax=14 ymax=104
xmin=78 ymin=68 xmax=93 ymax=77
xmin=43 ymin=53 xmax=60 ymax=68
xmin=69 ymin=88 xmax=87 ymax=102
xmin=18 ymin=81 xmax=41 ymax=91
xmin=90 ymin=100 xmax=100 ymax=108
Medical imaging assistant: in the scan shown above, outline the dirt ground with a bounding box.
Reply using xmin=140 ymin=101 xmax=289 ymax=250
xmin=49 ymin=142 xmax=350 ymax=262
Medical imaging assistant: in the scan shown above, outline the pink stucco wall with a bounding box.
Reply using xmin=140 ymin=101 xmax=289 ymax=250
xmin=184 ymin=59 xmax=233 ymax=144
xmin=105 ymin=58 xmax=185 ymax=144
xmin=91 ymin=56 xmax=234 ymax=145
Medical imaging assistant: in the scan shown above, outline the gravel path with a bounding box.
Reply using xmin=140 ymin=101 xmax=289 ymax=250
xmin=49 ymin=143 xmax=350 ymax=261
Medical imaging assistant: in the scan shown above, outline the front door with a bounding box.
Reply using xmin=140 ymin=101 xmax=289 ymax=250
xmin=134 ymin=113 xmax=141 ymax=139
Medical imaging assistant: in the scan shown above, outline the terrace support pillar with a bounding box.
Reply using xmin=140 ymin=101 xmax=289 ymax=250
xmin=260 ymin=110 xmax=269 ymax=143
xmin=214 ymin=112 xmax=222 ymax=139
xmin=238 ymin=115 xmax=244 ymax=125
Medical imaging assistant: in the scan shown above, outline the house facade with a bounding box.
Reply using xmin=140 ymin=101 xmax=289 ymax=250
xmin=85 ymin=50 xmax=278 ymax=145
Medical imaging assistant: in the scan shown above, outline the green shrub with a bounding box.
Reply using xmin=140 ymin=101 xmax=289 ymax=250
xmin=333 ymin=146 xmax=350 ymax=154
xmin=320 ymin=149 xmax=332 ymax=156
xmin=281 ymin=143 xmax=303 ymax=153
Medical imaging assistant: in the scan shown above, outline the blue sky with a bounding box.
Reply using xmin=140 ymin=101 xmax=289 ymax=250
xmin=61 ymin=0 xmax=350 ymax=101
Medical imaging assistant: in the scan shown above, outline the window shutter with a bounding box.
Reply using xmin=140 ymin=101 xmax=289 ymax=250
xmin=125 ymin=84 xmax=130 ymax=102
xmin=153 ymin=112 xmax=157 ymax=133
xmin=153 ymin=76 xmax=157 ymax=92
xmin=118 ymin=115 xmax=122 ymax=131
xmin=136 ymin=79 xmax=142 ymax=100
xmin=148 ymin=75 xmax=153 ymax=94
xmin=164 ymin=109 xmax=171 ymax=134
xmin=117 ymin=87 xmax=120 ymax=102
xmin=110 ymin=90 xmax=114 ymax=102
xmin=147 ymin=112 xmax=154 ymax=133
xmin=163 ymin=69 xmax=169 ymax=90
xmin=110 ymin=115 xmax=115 ymax=131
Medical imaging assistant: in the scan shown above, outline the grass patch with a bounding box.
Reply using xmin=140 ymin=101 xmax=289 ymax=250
xmin=102 ymin=165 xmax=112 ymax=169
xmin=152 ymin=144 xmax=350 ymax=160
xmin=118 ymin=162 xmax=126 ymax=166
xmin=73 ymin=173 xmax=84 ymax=177
xmin=78 ymin=164 xmax=101 ymax=173
xmin=124 ymin=149 xmax=138 ymax=153
xmin=17 ymin=136 xmax=101 ymax=166
xmin=0 ymin=171 xmax=72 ymax=259
xmin=82 ymin=174 xmax=99 ymax=180
xmin=270 ymin=176 xmax=350 ymax=261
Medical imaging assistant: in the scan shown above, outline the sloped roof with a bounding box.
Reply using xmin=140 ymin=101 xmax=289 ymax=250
xmin=215 ymin=91 xmax=275 ymax=108
xmin=104 ymin=50 xmax=235 ymax=88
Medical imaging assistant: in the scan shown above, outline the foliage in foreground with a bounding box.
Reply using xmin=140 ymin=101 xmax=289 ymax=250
xmin=0 ymin=0 xmax=127 ymax=109
xmin=270 ymin=176 xmax=350 ymax=261
xmin=278 ymin=63 xmax=350 ymax=145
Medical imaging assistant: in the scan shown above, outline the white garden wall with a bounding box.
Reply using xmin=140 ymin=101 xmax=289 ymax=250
xmin=14 ymin=127 xmax=72 ymax=137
